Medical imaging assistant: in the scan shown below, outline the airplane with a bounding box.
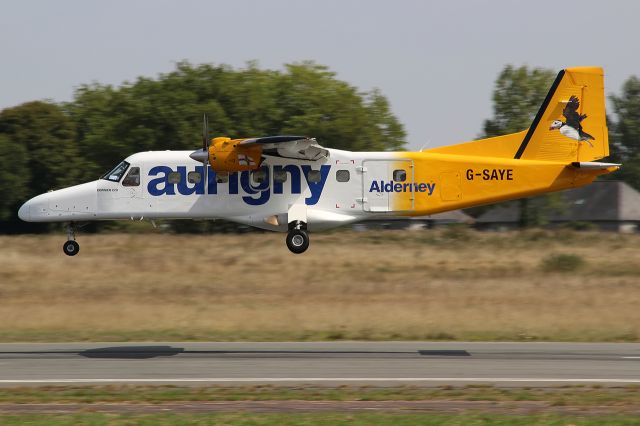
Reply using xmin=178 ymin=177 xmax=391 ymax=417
xmin=18 ymin=66 xmax=619 ymax=255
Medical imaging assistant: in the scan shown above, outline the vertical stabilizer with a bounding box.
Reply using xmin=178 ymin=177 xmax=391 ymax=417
xmin=515 ymin=67 xmax=608 ymax=162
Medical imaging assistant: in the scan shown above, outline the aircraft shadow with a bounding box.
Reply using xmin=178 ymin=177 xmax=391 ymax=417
xmin=79 ymin=347 xmax=471 ymax=359
xmin=79 ymin=346 xmax=185 ymax=359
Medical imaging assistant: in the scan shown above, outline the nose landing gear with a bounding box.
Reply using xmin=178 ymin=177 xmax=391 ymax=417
xmin=286 ymin=221 xmax=309 ymax=254
xmin=63 ymin=240 xmax=80 ymax=256
xmin=63 ymin=223 xmax=80 ymax=256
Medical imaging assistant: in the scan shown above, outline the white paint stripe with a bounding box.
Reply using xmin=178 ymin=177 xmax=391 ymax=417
xmin=1 ymin=378 xmax=640 ymax=384
xmin=623 ymin=356 xmax=640 ymax=359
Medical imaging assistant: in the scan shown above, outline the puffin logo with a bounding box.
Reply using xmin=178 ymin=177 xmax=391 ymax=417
xmin=549 ymin=95 xmax=594 ymax=147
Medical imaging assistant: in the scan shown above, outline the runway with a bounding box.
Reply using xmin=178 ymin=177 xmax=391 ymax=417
xmin=0 ymin=342 xmax=639 ymax=387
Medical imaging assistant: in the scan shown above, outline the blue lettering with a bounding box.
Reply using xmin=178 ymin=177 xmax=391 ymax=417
xmin=243 ymin=190 xmax=270 ymax=205
xmin=367 ymin=180 xmax=436 ymax=196
xmin=240 ymin=170 xmax=271 ymax=205
xmin=273 ymin=165 xmax=301 ymax=194
xmin=240 ymin=171 xmax=259 ymax=195
xmin=147 ymin=166 xmax=175 ymax=196
xmin=229 ymin=172 xmax=239 ymax=194
xmin=301 ymin=165 xmax=331 ymax=206
xmin=176 ymin=166 xmax=203 ymax=195
xmin=207 ymin=168 xmax=218 ymax=194
xmin=147 ymin=164 xmax=331 ymax=206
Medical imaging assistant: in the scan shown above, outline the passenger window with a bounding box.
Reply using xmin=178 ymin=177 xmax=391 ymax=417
xmin=273 ymin=169 xmax=287 ymax=183
xmin=188 ymin=171 xmax=202 ymax=184
xmin=336 ymin=170 xmax=350 ymax=182
xmin=168 ymin=172 xmax=181 ymax=184
xmin=122 ymin=167 xmax=140 ymax=186
xmin=393 ymin=169 xmax=407 ymax=182
xmin=307 ymin=170 xmax=322 ymax=183
xmin=251 ymin=167 xmax=268 ymax=185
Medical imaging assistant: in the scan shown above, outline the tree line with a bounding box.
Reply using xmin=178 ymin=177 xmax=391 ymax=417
xmin=0 ymin=62 xmax=638 ymax=232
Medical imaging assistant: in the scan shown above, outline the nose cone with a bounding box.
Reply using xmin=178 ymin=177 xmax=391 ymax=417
xmin=17 ymin=181 xmax=98 ymax=222
xmin=18 ymin=201 xmax=30 ymax=221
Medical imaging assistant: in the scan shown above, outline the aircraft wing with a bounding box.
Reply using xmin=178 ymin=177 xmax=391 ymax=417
xmin=240 ymin=136 xmax=329 ymax=161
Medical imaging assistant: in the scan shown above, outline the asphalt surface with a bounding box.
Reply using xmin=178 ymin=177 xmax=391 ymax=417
xmin=0 ymin=342 xmax=638 ymax=387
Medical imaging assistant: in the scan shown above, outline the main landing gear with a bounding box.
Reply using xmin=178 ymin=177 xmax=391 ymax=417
xmin=63 ymin=223 xmax=80 ymax=256
xmin=286 ymin=221 xmax=309 ymax=254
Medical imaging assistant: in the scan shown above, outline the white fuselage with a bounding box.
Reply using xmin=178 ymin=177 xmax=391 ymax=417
xmin=18 ymin=149 xmax=418 ymax=231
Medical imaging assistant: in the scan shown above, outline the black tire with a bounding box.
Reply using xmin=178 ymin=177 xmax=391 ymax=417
xmin=63 ymin=240 xmax=80 ymax=256
xmin=286 ymin=229 xmax=309 ymax=254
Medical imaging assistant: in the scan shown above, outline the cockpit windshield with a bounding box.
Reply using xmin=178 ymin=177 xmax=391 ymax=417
xmin=101 ymin=161 xmax=130 ymax=182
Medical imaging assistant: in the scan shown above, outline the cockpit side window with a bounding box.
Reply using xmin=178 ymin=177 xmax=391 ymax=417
xmin=102 ymin=161 xmax=130 ymax=183
xmin=122 ymin=167 xmax=141 ymax=186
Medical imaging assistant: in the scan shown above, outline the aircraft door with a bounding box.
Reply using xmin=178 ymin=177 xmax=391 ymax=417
xmin=362 ymin=160 xmax=414 ymax=212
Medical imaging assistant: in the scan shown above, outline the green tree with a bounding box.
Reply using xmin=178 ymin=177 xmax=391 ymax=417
xmin=476 ymin=65 xmax=559 ymax=227
xmin=0 ymin=101 xmax=79 ymax=197
xmin=609 ymin=76 xmax=640 ymax=189
xmin=274 ymin=62 xmax=405 ymax=151
xmin=67 ymin=61 xmax=406 ymax=179
xmin=482 ymin=65 xmax=556 ymax=137
xmin=0 ymin=134 xmax=29 ymax=221
xmin=0 ymin=101 xmax=80 ymax=231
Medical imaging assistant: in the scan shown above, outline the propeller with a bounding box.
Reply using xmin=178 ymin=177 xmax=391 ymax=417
xmin=189 ymin=113 xmax=211 ymax=188
xmin=202 ymin=113 xmax=209 ymax=188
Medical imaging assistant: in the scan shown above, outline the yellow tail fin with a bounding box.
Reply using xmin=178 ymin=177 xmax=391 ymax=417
xmin=426 ymin=67 xmax=609 ymax=162
xmin=516 ymin=66 xmax=608 ymax=162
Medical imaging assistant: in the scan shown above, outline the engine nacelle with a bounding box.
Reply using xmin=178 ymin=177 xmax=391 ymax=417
xmin=208 ymin=137 xmax=263 ymax=173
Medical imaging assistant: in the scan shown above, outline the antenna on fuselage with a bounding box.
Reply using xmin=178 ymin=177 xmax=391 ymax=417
xmin=419 ymin=139 xmax=432 ymax=152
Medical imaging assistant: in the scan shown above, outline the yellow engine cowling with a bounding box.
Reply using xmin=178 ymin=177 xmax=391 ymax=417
xmin=208 ymin=137 xmax=263 ymax=173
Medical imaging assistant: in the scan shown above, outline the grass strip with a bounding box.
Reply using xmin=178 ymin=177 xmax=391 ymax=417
xmin=0 ymin=384 xmax=638 ymax=407
xmin=1 ymin=413 xmax=640 ymax=425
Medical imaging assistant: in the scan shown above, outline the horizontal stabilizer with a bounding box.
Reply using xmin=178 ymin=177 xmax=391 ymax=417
xmin=571 ymin=161 xmax=621 ymax=170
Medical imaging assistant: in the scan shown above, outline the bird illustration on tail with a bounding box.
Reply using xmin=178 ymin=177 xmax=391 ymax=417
xmin=549 ymin=95 xmax=594 ymax=147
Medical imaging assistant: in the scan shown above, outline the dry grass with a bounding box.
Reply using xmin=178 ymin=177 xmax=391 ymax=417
xmin=0 ymin=229 xmax=639 ymax=342
xmin=2 ymin=384 xmax=640 ymax=406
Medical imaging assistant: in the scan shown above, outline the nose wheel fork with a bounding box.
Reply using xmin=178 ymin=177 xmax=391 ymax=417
xmin=63 ymin=224 xmax=80 ymax=256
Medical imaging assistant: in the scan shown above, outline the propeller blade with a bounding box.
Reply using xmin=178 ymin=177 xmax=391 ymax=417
xmin=202 ymin=113 xmax=210 ymax=191
xmin=202 ymin=113 xmax=209 ymax=151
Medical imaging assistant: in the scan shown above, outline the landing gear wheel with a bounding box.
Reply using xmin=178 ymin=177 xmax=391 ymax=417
xmin=63 ymin=240 xmax=80 ymax=256
xmin=286 ymin=229 xmax=309 ymax=254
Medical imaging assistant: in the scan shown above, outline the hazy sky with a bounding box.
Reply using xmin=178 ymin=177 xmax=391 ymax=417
xmin=1 ymin=0 xmax=638 ymax=150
